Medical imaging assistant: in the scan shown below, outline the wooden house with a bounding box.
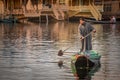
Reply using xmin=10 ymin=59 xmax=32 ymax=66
xmin=0 ymin=0 xmax=105 ymax=21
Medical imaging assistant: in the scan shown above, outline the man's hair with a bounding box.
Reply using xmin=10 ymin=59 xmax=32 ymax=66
xmin=79 ymin=17 xmax=85 ymax=21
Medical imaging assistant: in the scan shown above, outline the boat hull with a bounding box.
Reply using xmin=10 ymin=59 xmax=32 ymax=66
xmin=86 ymin=19 xmax=118 ymax=24
xmin=71 ymin=50 xmax=101 ymax=78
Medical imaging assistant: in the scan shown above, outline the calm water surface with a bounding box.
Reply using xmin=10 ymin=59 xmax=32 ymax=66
xmin=0 ymin=22 xmax=120 ymax=80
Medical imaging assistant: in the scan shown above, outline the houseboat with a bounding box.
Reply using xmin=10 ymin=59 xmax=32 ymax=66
xmin=0 ymin=0 xmax=109 ymax=21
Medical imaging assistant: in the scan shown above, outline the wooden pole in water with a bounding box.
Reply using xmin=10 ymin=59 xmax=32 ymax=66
xmin=46 ymin=14 xmax=48 ymax=23
xmin=39 ymin=15 xmax=41 ymax=23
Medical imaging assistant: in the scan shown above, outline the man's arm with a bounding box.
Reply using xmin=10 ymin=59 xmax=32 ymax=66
xmin=88 ymin=23 xmax=96 ymax=33
xmin=78 ymin=24 xmax=84 ymax=40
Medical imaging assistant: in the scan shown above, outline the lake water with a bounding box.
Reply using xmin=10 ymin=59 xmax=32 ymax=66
xmin=0 ymin=22 xmax=120 ymax=80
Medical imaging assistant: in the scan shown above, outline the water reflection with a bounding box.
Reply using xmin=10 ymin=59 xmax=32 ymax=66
xmin=93 ymin=24 xmax=120 ymax=80
xmin=0 ymin=22 xmax=120 ymax=80
xmin=58 ymin=60 xmax=63 ymax=68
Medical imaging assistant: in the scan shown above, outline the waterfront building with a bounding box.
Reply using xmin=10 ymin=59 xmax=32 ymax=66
xmin=0 ymin=0 xmax=4 ymax=19
xmin=102 ymin=0 xmax=120 ymax=20
xmin=1 ymin=0 xmax=119 ymax=21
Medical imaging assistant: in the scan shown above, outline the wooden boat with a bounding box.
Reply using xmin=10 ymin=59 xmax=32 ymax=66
xmin=0 ymin=15 xmax=19 ymax=23
xmin=71 ymin=50 xmax=101 ymax=79
xmin=85 ymin=19 xmax=118 ymax=24
xmin=1 ymin=18 xmax=18 ymax=23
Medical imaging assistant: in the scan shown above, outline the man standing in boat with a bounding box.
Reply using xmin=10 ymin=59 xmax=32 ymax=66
xmin=78 ymin=18 xmax=96 ymax=52
xmin=110 ymin=16 xmax=116 ymax=23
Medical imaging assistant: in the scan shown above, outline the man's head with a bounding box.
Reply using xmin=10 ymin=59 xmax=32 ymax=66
xmin=79 ymin=18 xmax=85 ymax=24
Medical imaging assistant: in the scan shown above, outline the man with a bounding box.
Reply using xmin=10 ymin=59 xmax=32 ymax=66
xmin=110 ymin=16 xmax=116 ymax=23
xmin=78 ymin=18 xmax=96 ymax=52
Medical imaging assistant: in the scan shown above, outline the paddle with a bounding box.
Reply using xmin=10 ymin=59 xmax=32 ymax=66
xmin=58 ymin=31 xmax=93 ymax=56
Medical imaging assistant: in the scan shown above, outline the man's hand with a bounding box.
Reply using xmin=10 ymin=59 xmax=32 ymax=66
xmin=80 ymin=36 xmax=84 ymax=40
xmin=93 ymin=29 xmax=96 ymax=33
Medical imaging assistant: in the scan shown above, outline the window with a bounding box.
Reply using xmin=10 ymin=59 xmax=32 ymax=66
xmin=94 ymin=0 xmax=102 ymax=5
xmin=119 ymin=3 xmax=120 ymax=10
xmin=104 ymin=4 xmax=112 ymax=12
xmin=59 ymin=0 xmax=65 ymax=4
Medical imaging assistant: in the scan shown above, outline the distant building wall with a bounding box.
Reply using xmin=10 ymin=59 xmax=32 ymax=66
xmin=102 ymin=0 xmax=120 ymax=19
xmin=0 ymin=0 xmax=4 ymax=14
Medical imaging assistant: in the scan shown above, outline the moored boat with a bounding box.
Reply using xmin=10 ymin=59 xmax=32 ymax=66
xmin=85 ymin=19 xmax=119 ymax=24
xmin=1 ymin=18 xmax=18 ymax=23
xmin=71 ymin=50 xmax=101 ymax=78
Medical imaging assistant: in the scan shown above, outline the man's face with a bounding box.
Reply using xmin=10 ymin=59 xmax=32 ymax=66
xmin=80 ymin=20 xmax=84 ymax=24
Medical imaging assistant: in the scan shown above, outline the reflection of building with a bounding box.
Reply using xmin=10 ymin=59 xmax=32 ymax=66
xmin=51 ymin=22 xmax=77 ymax=41
xmin=0 ymin=0 xmax=104 ymax=21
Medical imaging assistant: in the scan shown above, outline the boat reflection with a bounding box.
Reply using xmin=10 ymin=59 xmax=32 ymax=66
xmin=58 ymin=60 xmax=63 ymax=69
